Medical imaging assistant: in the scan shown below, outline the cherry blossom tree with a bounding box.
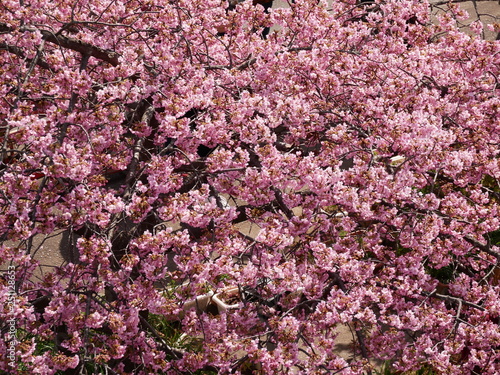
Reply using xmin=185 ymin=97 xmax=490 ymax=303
xmin=1 ymin=0 xmax=499 ymax=374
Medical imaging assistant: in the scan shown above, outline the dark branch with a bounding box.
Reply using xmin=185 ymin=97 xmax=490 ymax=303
xmin=464 ymin=235 xmax=499 ymax=260
xmin=39 ymin=29 xmax=119 ymax=66
xmin=0 ymin=23 xmax=120 ymax=66
xmin=0 ymin=42 xmax=55 ymax=71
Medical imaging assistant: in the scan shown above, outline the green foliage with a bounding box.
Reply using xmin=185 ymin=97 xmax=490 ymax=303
xmin=373 ymin=361 xmax=438 ymax=375
xmin=374 ymin=361 xmax=397 ymax=375
xmin=79 ymin=360 xmax=108 ymax=375
xmin=215 ymin=273 xmax=232 ymax=284
xmin=339 ymin=230 xmax=349 ymax=238
xmin=148 ymin=314 xmax=201 ymax=353
xmin=14 ymin=330 xmax=55 ymax=372
xmin=395 ymin=244 xmax=412 ymax=257
xmin=425 ymin=263 xmax=455 ymax=284
xmin=481 ymin=175 xmax=500 ymax=194
xmin=488 ymin=228 xmax=500 ymax=246
xmin=414 ymin=365 xmax=438 ymax=375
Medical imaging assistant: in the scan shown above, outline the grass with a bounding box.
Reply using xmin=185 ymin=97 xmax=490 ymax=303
xmin=374 ymin=361 xmax=437 ymax=375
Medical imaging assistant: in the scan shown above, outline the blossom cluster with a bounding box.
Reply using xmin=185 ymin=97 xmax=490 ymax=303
xmin=0 ymin=0 xmax=499 ymax=374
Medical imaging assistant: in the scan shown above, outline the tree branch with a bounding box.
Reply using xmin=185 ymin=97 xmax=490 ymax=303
xmin=430 ymin=292 xmax=486 ymax=312
xmin=0 ymin=23 xmax=120 ymax=66
xmin=39 ymin=29 xmax=119 ymax=66
xmin=0 ymin=42 xmax=55 ymax=71
xmin=431 ymin=0 xmax=493 ymax=5
xmin=464 ymin=235 xmax=499 ymax=260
